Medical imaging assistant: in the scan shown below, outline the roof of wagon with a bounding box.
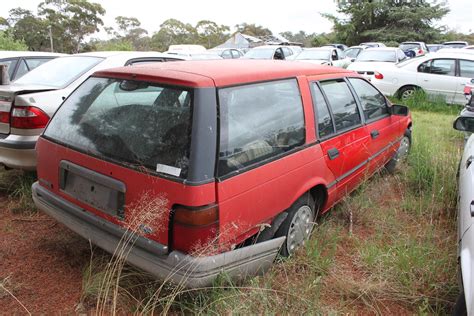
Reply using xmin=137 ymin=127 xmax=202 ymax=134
xmin=93 ymin=59 xmax=353 ymax=88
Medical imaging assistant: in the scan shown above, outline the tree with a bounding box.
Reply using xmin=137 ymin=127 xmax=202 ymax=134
xmin=38 ymin=0 xmax=105 ymax=53
xmin=150 ymin=19 xmax=197 ymax=51
xmin=7 ymin=8 xmax=50 ymax=51
xmin=326 ymin=0 xmax=449 ymax=45
xmin=196 ymin=20 xmax=229 ymax=48
xmin=0 ymin=31 xmax=28 ymax=50
xmin=113 ymin=16 xmax=149 ymax=50
xmin=235 ymin=23 xmax=272 ymax=37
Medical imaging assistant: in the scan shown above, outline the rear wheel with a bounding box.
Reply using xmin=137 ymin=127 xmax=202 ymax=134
xmin=398 ymin=86 xmax=422 ymax=100
xmin=275 ymin=194 xmax=316 ymax=257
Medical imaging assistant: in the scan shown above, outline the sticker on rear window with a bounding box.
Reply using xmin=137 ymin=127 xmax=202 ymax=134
xmin=156 ymin=164 xmax=181 ymax=177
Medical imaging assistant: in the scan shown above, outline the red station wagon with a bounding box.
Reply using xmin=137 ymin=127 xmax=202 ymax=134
xmin=32 ymin=60 xmax=412 ymax=287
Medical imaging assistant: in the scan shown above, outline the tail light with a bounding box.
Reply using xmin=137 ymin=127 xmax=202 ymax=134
xmin=11 ymin=106 xmax=49 ymax=129
xmin=418 ymin=49 xmax=423 ymax=54
xmin=171 ymin=204 xmax=219 ymax=253
xmin=0 ymin=112 xmax=9 ymax=124
xmin=374 ymin=72 xmax=384 ymax=80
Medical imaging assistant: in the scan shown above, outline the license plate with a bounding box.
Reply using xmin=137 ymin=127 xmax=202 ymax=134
xmin=59 ymin=161 xmax=125 ymax=219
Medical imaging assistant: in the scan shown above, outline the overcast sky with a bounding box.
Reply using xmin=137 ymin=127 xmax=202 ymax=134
xmin=0 ymin=0 xmax=472 ymax=38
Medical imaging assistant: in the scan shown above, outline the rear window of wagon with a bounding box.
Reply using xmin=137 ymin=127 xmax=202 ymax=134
xmin=44 ymin=77 xmax=192 ymax=178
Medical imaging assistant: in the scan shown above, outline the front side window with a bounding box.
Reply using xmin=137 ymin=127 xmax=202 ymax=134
xmin=44 ymin=77 xmax=192 ymax=178
xmin=311 ymin=83 xmax=334 ymax=138
xmin=460 ymin=60 xmax=474 ymax=78
xmin=320 ymin=79 xmax=361 ymax=131
xmin=348 ymin=78 xmax=388 ymax=120
xmin=218 ymin=79 xmax=305 ymax=175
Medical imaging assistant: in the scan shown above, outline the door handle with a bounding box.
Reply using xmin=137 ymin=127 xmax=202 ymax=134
xmin=423 ymin=79 xmax=429 ymax=82
xmin=370 ymin=130 xmax=380 ymax=139
xmin=327 ymin=148 xmax=340 ymax=160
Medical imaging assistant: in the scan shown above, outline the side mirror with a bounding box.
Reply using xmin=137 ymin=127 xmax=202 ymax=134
xmin=391 ymin=104 xmax=409 ymax=116
xmin=453 ymin=116 xmax=474 ymax=132
xmin=0 ymin=64 xmax=10 ymax=85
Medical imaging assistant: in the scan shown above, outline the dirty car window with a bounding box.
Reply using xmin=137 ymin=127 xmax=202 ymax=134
xmin=44 ymin=77 xmax=192 ymax=178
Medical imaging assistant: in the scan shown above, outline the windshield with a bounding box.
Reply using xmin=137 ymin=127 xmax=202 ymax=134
xmin=344 ymin=48 xmax=361 ymax=58
xmin=295 ymin=50 xmax=330 ymax=60
xmin=399 ymin=43 xmax=420 ymax=51
xmin=15 ymin=56 xmax=102 ymax=88
xmin=44 ymin=77 xmax=192 ymax=178
xmin=243 ymin=49 xmax=275 ymax=59
xmin=356 ymin=50 xmax=396 ymax=62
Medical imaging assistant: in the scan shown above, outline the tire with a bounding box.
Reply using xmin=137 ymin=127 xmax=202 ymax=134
xmin=385 ymin=129 xmax=412 ymax=174
xmin=275 ymin=194 xmax=316 ymax=257
xmin=453 ymin=291 xmax=467 ymax=316
xmin=398 ymin=86 xmax=422 ymax=100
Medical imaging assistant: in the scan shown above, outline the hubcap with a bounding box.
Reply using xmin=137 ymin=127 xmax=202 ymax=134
xmin=401 ymin=89 xmax=415 ymax=99
xmin=286 ymin=205 xmax=313 ymax=255
xmin=397 ymin=136 xmax=410 ymax=159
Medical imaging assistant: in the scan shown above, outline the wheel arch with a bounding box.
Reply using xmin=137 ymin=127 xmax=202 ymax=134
xmin=396 ymin=84 xmax=423 ymax=98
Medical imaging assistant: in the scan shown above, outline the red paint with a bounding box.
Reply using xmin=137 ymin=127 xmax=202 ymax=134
xmin=37 ymin=61 xmax=411 ymax=254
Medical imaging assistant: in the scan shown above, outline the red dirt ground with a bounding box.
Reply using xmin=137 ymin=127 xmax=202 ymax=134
xmin=0 ymin=197 xmax=90 ymax=314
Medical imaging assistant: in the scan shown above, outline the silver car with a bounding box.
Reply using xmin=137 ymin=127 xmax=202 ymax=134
xmin=453 ymin=108 xmax=474 ymax=314
xmin=0 ymin=51 xmax=184 ymax=170
xmin=0 ymin=51 xmax=65 ymax=81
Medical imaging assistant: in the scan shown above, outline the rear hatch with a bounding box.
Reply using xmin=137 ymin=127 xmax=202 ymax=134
xmin=37 ymin=76 xmax=217 ymax=248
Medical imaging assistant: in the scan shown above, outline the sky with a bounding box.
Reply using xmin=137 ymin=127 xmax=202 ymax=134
xmin=0 ymin=0 xmax=472 ymax=39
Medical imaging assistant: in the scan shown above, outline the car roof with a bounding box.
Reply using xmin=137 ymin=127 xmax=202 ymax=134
xmin=73 ymin=51 xmax=172 ymax=58
xmin=365 ymin=47 xmax=399 ymax=51
xmin=0 ymin=51 xmax=66 ymax=58
xmin=94 ymin=60 xmax=353 ymax=88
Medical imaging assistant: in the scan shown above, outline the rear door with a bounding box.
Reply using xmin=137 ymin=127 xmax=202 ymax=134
xmin=347 ymin=77 xmax=399 ymax=171
xmin=312 ymin=78 xmax=371 ymax=199
xmin=416 ymin=58 xmax=458 ymax=103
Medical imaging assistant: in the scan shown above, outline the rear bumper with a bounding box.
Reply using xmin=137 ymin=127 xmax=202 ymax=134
xmin=32 ymin=182 xmax=284 ymax=288
xmin=0 ymin=134 xmax=37 ymax=170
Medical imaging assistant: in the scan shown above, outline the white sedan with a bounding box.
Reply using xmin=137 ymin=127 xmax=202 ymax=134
xmin=453 ymin=109 xmax=474 ymax=314
xmin=292 ymin=47 xmax=349 ymax=68
xmin=366 ymin=52 xmax=474 ymax=105
xmin=347 ymin=47 xmax=408 ymax=81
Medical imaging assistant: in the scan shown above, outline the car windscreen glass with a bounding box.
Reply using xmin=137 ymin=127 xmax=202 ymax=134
xmin=44 ymin=77 xmax=192 ymax=178
xmin=443 ymin=43 xmax=466 ymax=48
xmin=15 ymin=56 xmax=103 ymax=88
xmin=295 ymin=50 xmax=330 ymax=60
xmin=344 ymin=48 xmax=360 ymax=58
xmin=356 ymin=50 xmax=397 ymax=62
xmin=243 ymin=49 xmax=275 ymax=59
xmin=399 ymin=43 xmax=420 ymax=51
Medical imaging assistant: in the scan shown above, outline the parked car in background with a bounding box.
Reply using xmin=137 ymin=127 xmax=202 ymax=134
xmin=452 ymin=112 xmax=474 ymax=315
xmin=167 ymin=44 xmax=206 ymax=53
xmin=443 ymin=41 xmax=469 ymax=49
xmin=464 ymin=45 xmax=474 ymax=50
xmin=437 ymin=48 xmax=474 ymax=55
xmin=164 ymin=51 xmax=224 ymax=60
xmin=347 ymin=47 xmax=408 ymax=81
xmin=0 ymin=51 xmax=185 ymax=170
xmin=427 ymin=44 xmax=444 ymax=53
xmin=32 ymin=60 xmax=411 ymax=287
xmin=399 ymin=41 xmax=428 ymax=57
xmin=208 ymin=48 xmax=244 ymax=59
xmin=360 ymin=42 xmax=386 ymax=48
xmin=0 ymin=51 xmax=65 ymax=81
xmin=292 ymin=47 xmax=349 ymax=67
xmin=367 ymin=52 xmax=474 ymax=105
xmin=242 ymin=45 xmax=297 ymax=60
xmin=344 ymin=46 xmax=367 ymax=61
xmin=323 ymin=43 xmax=349 ymax=51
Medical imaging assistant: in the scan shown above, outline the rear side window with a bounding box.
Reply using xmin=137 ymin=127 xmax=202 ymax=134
xmin=25 ymin=58 xmax=51 ymax=70
xmin=0 ymin=58 xmax=18 ymax=79
xmin=419 ymin=59 xmax=455 ymax=76
xmin=15 ymin=60 xmax=29 ymax=79
xmin=311 ymin=83 xmax=334 ymax=138
xmin=348 ymin=78 xmax=388 ymax=120
xmin=44 ymin=77 xmax=192 ymax=178
xmin=218 ymin=79 xmax=305 ymax=176
xmin=320 ymin=80 xmax=361 ymax=131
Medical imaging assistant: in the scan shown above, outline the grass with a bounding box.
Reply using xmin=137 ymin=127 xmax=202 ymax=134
xmin=0 ymin=169 xmax=37 ymax=214
xmin=2 ymin=95 xmax=463 ymax=313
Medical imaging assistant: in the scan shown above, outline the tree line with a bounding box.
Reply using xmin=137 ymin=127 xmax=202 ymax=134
xmin=0 ymin=0 xmax=472 ymax=53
